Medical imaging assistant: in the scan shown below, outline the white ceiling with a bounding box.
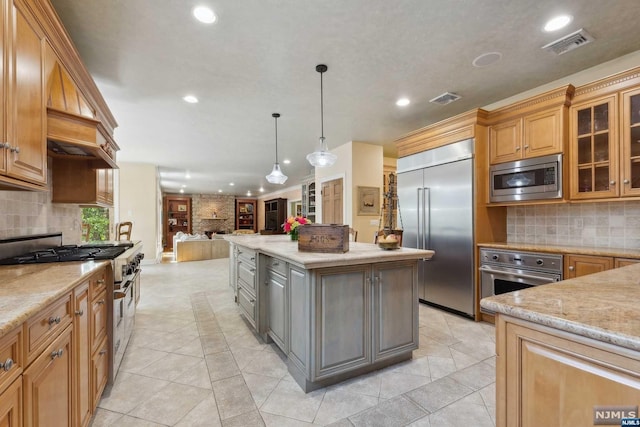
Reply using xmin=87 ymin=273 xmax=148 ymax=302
xmin=49 ymin=0 xmax=640 ymax=196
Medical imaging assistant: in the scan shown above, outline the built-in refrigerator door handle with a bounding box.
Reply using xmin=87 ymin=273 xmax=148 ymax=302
xmin=416 ymin=188 xmax=423 ymax=249
xmin=423 ymin=187 xmax=430 ymax=251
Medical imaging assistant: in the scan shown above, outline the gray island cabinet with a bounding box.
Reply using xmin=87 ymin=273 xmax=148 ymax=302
xmin=225 ymin=234 xmax=434 ymax=392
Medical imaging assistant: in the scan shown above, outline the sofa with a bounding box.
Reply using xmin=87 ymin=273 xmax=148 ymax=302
xmin=173 ymin=232 xmax=229 ymax=262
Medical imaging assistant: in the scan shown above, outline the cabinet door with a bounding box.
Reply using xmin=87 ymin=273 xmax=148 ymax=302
xmin=0 ymin=377 xmax=22 ymax=427
xmin=372 ymin=261 xmax=418 ymax=361
xmin=564 ymin=254 xmax=614 ymax=279
xmin=569 ymin=95 xmax=619 ymax=199
xmin=267 ymin=269 xmax=287 ymax=352
xmin=91 ymin=290 xmax=107 ymax=354
xmin=74 ymin=282 xmax=91 ymax=427
xmin=288 ymin=266 xmax=309 ymax=374
xmin=621 ymin=88 xmax=640 ymax=197
xmin=489 ymin=119 xmax=522 ymax=164
xmin=5 ymin=0 xmax=46 ymax=185
xmin=615 ymin=258 xmax=640 ymax=268
xmin=91 ymin=338 xmax=108 ymax=410
xmin=23 ymin=325 xmax=73 ymax=427
xmin=314 ymin=265 xmax=370 ymax=380
xmin=523 ymin=108 xmax=563 ymax=158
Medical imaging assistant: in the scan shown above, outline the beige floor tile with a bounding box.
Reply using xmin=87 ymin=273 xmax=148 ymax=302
xmin=313 ymin=389 xmax=379 ymax=426
xmin=378 ymin=371 xmax=431 ymax=399
xmin=404 ymin=376 xmax=474 ymax=413
xmin=201 ymin=332 xmax=230 ymax=354
xmin=349 ymin=395 xmax=426 ymax=427
xmin=388 ymin=356 xmax=431 ymax=378
xmin=448 ymin=361 xmax=495 ymax=391
xmin=406 ymin=415 xmax=432 ymax=426
xmin=262 ymin=411 xmax=317 ymax=426
xmin=127 ymin=382 xmax=211 ymax=425
xmin=172 ymin=336 xmax=205 ymax=357
xmin=119 ymin=346 xmax=169 ymax=374
xmin=242 ymin=350 xmax=288 ymax=379
xmin=222 ymin=409 xmax=265 ymax=427
xmin=88 ymin=408 xmax=123 ymax=426
xmin=206 ymin=350 xmax=240 ymax=382
xmin=327 ymin=371 xmax=381 ymax=398
xmin=174 ymin=392 xmax=222 ymax=427
xmin=242 ymin=372 xmax=280 ymax=407
xmin=136 ymin=352 xmax=203 ymax=381
xmin=173 ymin=359 xmax=214 ymax=389
xmin=107 ymin=416 xmax=166 ymax=426
xmin=426 ymin=355 xmax=456 ymax=380
xmin=98 ymin=373 xmax=170 ymax=414
xmin=427 ymin=392 xmax=494 ymax=427
xmin=230 ymin=346 xmax=267 ymax=370
xmin=261 ymin=379 xmax=326 ymax=422
xmin=323 ymin=419 xmax=355 ymax=427
xmin=212 ymin=374 xmax=257 ymax=420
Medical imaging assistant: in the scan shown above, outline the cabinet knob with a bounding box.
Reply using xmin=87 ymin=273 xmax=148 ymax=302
xmin=97 ymin=279 xmax=105 ymax=285
xmin=97 ymin=299 xmax=105 ymax=305
xmin=524 ymin=145 xmax=529 ymax=149
xmin=10 ymin=146 xmax=20 ymax=153
xmin=610 ymin=180 xmax=616 ymax=185
xmin=0 ymin=142 xmax=6 ymax=149
xmin=50 ymin=349 xmax=64 ymax=360
xmin=75 ymin=309 xmax=84 ymax=316
xmin=99 ymin=349 xmax=108 ymax=355
xmin=48 ymin=316 xmax=61 ymax=325
xmin=515 ymin=146 xmax=521 ymax=151
xmin=568 ymin=266 xmax=575 ymax=271
xmin=624 ymin=179 xmax=630 ymax=184
xmin=0 ymin=358 xmax=14 ymax=372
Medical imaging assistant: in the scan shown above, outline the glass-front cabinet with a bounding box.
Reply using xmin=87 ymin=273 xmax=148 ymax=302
xmin=622 ymin=88 xmax=640 ymax=197
xmin=569 ymin=95 xmax=618 ymax=199
xmin=301 ymin=177 xmax=316 ymax=223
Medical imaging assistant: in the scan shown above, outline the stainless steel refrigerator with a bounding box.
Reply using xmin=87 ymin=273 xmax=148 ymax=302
xmin=397 ymin=139 xmax=475 ymax=318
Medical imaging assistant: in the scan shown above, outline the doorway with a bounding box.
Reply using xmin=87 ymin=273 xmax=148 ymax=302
xmin=321 ymin=178 xmax=343 ymax=224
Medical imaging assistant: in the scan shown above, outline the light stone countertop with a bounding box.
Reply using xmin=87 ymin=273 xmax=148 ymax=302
xmin=224 ymin=234 xmax=434 ymax=269
xmin=478 ymin=242 xmax=640 ymax=259
xmin=0 ymin=261 xmax=109 ymax=340
xmin=480 ymin=263 xmax=640 ymax=352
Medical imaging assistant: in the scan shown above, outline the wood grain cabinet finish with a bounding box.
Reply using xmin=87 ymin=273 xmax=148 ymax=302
xmin=23 ymin=325 xmax=73 ymax=427
xmin=51 ymin=159 xmax=114 ymax=207
xmin=615 ymin=257 xmax=640 ymax=268
xmin=24 ymin=293 xmax=72 ymax=365
xmin=564 ymin=254 xmax=614 ymax=279
xmin=0 ymin=0 xmax=47 ymax=190
xmin=90 ymin=337 xmax=108 ymax=411
xmin=0 ymin=377 xmax=22 ymax=427
xmin=496 ymin=315 xmax=640 ymax=427
xmin=0 ymin=326 xmax=22 ymax=396
xmin=74 ymin=282 xmax=91 ymax=427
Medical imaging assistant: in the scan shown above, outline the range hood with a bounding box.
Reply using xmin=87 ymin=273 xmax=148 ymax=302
xmin=47 ymin=107 xmax=118 ymax=169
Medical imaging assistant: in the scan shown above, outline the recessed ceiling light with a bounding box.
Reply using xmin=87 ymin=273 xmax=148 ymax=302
xmin=283 ymin=159 xmax=291 ymax=164
xmin=259 ymin=187 xmax=265 ymax=192
xmin=185 ymin=172 xmax=191 ymax=179
xmin=179 ymin=188 xmax=184 ymax=193
xmin=472 ymin=52 xmax=502 ymax=67
xmin=544 ymin=15 xmax=572 ymax=32
xmin=218 ymin=189 xmax=223 ymax=193
xmin=193 ymin=6 xmax=216 ymax=24
xmin=247 ymin=191 xmax=252 ymax=196
xmin=396 ymin=98 xmax=410 ymax=107
xmin=183 ymin=95 xmax=198 ymax=104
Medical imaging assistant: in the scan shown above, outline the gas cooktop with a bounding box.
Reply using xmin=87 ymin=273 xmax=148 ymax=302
xmin=0 ymin=244 xmax=131 ymax=265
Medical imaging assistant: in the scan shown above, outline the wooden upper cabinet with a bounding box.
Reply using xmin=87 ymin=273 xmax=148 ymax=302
xmin=564 ymin=254 xmax=614 ymax=279
xmin=0 ymin=0 xmax=47 ymax=188
xmin=569 ymin=95 xmax=619 ymax=199
xmin=52 ymin=158 xmax=114 ymax=207
xmin=621 ymin=87 xmax=640 ymax=197
xmin=488 ymin=85 xmax=572 ymax=165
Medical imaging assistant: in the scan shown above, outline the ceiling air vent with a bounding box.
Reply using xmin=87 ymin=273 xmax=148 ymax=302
xmin=541 ymin=28 xmax=594 ymax=56
xmin=429 ymin=92 xmax=461 ymax=106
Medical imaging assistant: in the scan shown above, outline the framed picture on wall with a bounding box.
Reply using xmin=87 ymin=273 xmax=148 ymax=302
xmin=177 ymin=204 xmax=187 ymax=212
xmin=357 ymin=186 xmax=380 ymax=216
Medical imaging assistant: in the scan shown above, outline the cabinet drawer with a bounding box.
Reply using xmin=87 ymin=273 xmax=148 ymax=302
xmin=91 ymin=290 xmax=108 ymax=354
xmin=89 ymin=270 xmax=107 ymax=301
xmin=91 ymin=337 xmax=109 ymax=409
xmin=265 ymin=256 xmax=287 ymax=277
xmin=237 ymin=286 xmax=256 ymax=327
xmin=237 ymin=248 xmax=256 ymax=266
xmin=238 ymin=261 xmax=257 ymax=293
xmin=24 ymin=293 xmax=73 ymax=365
xmin=0 ymin=326 xmax=23 ymax=395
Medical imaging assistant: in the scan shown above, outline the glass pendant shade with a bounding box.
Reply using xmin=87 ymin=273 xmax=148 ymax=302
xmin=266 ymin=113 xmax=288 ymax=184
xmin=266 ymin=163 xmax=287 ymax=184
xmin=306 ymin=137 xmax=337 ymax=167
xmin=307 ymin=64 xmax=337 ymax=168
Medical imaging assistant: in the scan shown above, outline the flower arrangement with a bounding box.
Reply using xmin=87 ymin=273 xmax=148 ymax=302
xmin=283 ymin=216 xmax=311 ymax=240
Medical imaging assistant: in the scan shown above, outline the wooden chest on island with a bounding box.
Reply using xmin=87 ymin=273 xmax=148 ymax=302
xmin=298 ymin=224 xmax=349 ymax=253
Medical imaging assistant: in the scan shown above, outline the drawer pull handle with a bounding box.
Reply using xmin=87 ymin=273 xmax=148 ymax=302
xmin=75 ymin=309 xmax=84 ymax=316
xmin=50 ymin=349 xmax=64 ymax=360
xmin=97 ymin=279 xmax=105 ymax=285
xmin=0 ymin=358 xmax=14 ymax=372
xmin=250 ymin=299 xmax=255 ymax=303
xmin=97 ymin=299 xmax=105 ymax=305
xmin=99 ymin=349 xmax=108 ymax=355
xmin=250 ymin=257 xmax=255 ymax=261
xmin=272 ymin=261 xmax=279 ymax=266
xmin=568 ymin=266 xmax=575 ymax=271
xmin=48 ymin=316 xmax=61 ymax=325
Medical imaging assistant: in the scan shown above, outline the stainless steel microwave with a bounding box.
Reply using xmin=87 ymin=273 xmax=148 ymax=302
xmin=490 ymin=154 xmax=562 ymax=202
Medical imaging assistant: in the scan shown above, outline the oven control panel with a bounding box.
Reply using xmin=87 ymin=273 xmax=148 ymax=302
xmin=480 ymin=248 xmax=562 ymax=273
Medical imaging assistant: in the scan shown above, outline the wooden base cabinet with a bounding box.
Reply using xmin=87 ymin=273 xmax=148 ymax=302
xmin=496 ymin=314 xmax=640 ymax=427
xmin=23 ymin=325 xmax=73 ymax=427
xmin=0 ymin=377 xmax=22 ymax=427
xmin=74 ymin=282 xmax=91 ymax=427
xmin=564 ymin=254 xmax=614 ymax=279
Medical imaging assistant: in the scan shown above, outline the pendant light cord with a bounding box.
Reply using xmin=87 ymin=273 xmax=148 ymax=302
xmin=320 ymin=70 xmax=324 ymax=139
xmin=274 ymin=115 xmax=278 ymax=163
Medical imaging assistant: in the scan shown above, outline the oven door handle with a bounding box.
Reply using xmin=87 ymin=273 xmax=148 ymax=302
xmin=114 ymin=281 xmax=133 ymax=300
xmin=479 ymin=265 xmax=558 ymax=283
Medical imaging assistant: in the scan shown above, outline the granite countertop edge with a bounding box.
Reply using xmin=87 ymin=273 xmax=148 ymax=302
xmin=0 ymin=261 xmax=110 ymax=340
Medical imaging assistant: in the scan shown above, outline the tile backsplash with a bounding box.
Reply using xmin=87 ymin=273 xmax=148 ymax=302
xmin=507 ymin=201 xmax=640 ymax=249
xmin=0 ymin=190 xmax=81 ymax=244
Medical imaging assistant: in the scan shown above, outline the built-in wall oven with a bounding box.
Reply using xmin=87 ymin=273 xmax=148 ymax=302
xmin=480 ymin=248 xmax=562 ymax=314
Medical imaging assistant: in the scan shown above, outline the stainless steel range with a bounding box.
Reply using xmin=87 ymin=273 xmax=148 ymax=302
xmin=0 ymin=233 xmax=143 ymax=384
xmin=480 ymin=248 xmax=562 ymax=315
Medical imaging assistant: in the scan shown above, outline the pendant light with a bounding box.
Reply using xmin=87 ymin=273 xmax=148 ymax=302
xmin=306 ymin=64 xmax=337 ymax=168
xmin=266 ymin=113 xmax=288 ymax=184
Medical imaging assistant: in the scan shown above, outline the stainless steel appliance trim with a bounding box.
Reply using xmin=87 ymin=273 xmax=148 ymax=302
xmin=397 ymin=139 xmax=474 ymax=173
xmin=489 ymin=153 xmax=562 ymax=202
xmin=479 ymin=265 xmax=560 ymax=283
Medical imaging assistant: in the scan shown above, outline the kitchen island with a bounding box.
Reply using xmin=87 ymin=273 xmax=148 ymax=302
xmin=481 ymin=263 xmax=640 ymax=427
xmin=225 ymin=234 xmax=434 ymax=392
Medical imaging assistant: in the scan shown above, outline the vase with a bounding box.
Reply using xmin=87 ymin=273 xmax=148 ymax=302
xmin=290 ymin=230 xmax=299 ymax=241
